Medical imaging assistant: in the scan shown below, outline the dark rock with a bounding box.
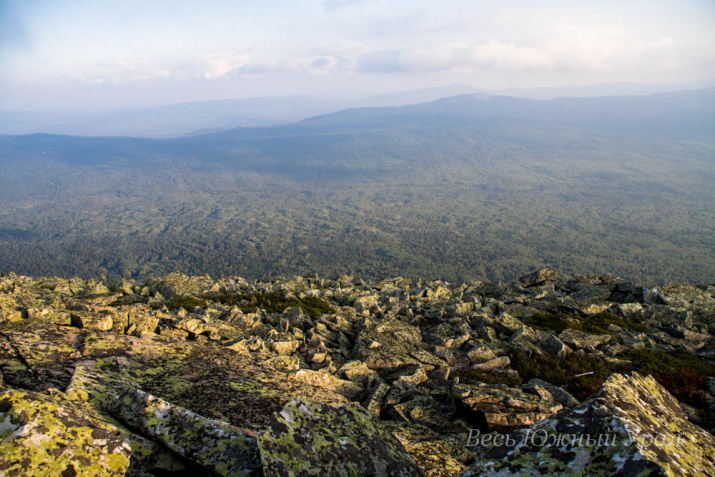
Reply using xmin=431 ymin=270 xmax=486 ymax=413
xmin=518 ymin=268 xmax=559 ymax=287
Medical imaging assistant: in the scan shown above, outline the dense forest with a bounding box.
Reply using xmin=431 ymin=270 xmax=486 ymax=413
xmin=0 ymin=91 xmax=713 ymax=284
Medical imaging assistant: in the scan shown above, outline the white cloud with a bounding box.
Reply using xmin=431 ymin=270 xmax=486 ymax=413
xmin=323 ymin=0 xmax=388 ymax=12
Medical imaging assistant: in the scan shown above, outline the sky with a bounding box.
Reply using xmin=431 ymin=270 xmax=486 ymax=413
xmin=0 ymin=0 xmax=713 ymax=111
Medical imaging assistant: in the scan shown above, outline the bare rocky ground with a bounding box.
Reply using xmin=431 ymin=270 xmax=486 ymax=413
xmin=1 ymin=268 xmax=714 ymax=476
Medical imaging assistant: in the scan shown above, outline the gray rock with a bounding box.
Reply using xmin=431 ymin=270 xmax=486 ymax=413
xmin=462 ymin=373 xmax=715 ymax=476
xmin=108 ymin=388 xmax=262 ymax=476
xmin=469 ymin=356 xmax=510 ymax=372
xmin=453 ymin=383 xmax=562 ymax=431
xmin=518 ymin=268 xmax=559 ymax=287
xmin=258 ymin=399 xmax=424 ymax=477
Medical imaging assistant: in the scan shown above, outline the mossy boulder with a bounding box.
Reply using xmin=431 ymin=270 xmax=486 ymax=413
xmin=108 ymin=387 xmax=262 ymax=476
xmin=462 ymin=373 xmax=715 ymax=476
xmin=0 ymin=388 xmax=134 ymax=476
xmin=258 ymin=398 xmax=425 ymax=476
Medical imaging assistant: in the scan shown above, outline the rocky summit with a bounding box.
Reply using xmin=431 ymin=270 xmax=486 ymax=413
xmin=0 ymin=268 xmax=714 ymax=476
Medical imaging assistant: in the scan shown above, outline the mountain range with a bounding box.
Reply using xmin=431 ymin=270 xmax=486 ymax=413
xmin=0 ymin=88 xmax=713 ymax=284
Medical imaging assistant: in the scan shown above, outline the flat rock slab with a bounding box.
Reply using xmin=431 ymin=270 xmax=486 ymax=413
xmin=0 ymin=387 xmax=134 ymax=476
xmin=258 ymin=398 xmax=425 ymax=477
xmin=108 ymin=387 xmax=262 ymax=476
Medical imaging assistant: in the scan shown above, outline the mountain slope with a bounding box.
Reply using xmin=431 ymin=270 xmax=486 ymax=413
xmin=0 ymin=90 xmax=713 ymax=283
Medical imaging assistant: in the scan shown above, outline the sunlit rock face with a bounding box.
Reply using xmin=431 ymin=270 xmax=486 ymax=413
xmin=462 ymin=373 xmax=715 ymax=477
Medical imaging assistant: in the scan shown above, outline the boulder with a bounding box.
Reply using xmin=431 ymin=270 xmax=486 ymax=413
xmin=108 ymin=387 xmax=262 ymax=476
xmin=453 ymin=382 xmax=562 ymax=431
xmin=258 ymin=398 xmax=425 ymax=476
xmin=354 ymin=318 xmax=445 ymax=372
xmin=522 ymin=378 xmax=579 ymax=408
xmin=469 ymin=356 xmax=510 ymax=372
xmin=462 ymin=373 xmax=715 ymax=476
xmin=0 ymin=387 xmax=134 ymax=476
xmin=293 ymin=369 xmax=363 ymax=400
xmin=559 ymin=328 xmax=611 ymax=351
xmin=151 ymin=272 xmax=214 ymax=299
xmin=518 ymin=268 xmax=559 ymax=287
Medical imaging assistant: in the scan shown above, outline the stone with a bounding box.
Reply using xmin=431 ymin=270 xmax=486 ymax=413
xmin=518 ymin=268 xmax=559 ymax=287
xmin=354 ymin=318 xmax=445 ymax=372
xmin=151 ymin=272 xmax=214 ymax=299
xmin=462 ymin=373 xmax=715 ymax=476
xmin=493 ymin=313 xmax=523 ymax=334
xmin=466 ymin=345 xmax=497 ymax=365
xmin=364 ymin=381 xmax=391 ymax=415
xmin=293 ymin=369 xmax=363 ymax=400
xmin=70 ymin=309 xmax=116 ymax=331
xmin=522 ymin=378 xmax=579 ymax=408
xmin=258 ymin=398 xmax=425 ymax=477
xmin=270 ymin=340 xmax=301 ymax=355
xmin=559 ymin=328 xmax=611 ymax=351
xmin=337 ymin=360 xmax=378 ymax=387
xmin=0 ymin=387 xmax=134 ymax=476
xmin=454 ymin=383 xmax=562 ymax=431
xmin=469 ymin=356 xmax=510 ymax=372
xmin=108 ymin=387 xmax=262 ymax=476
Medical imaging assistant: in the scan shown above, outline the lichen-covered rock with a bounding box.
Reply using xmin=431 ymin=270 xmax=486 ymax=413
xmin=293 ymin=369 xmax=364 ymax=400
xmin=462 ymin=373 xmax=715 ymax=476
xmin=522 ymin=378 xmax=579 ymax=408
xmin=151 ymin=271 xmax=214 ymax=299
xmin=453 ymin=382 xmax=562 ymax=431
xmin=354 ymin=318 xmax=445 ymax=372
xmin=518 ymin=268 xmax=559 ymax=287
xmin=258 ymin=398 xmax=425 ymax=476
xmin=0 ymin=387 xmax=133 ymax=476
xmin=108 ymin=387 xmax=262 ymax=476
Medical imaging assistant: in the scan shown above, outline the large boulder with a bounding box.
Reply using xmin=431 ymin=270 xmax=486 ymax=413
xmin=518 ymin=268 xmax=559 ymax=287
xmin=353 ymin=318 xmax=445 ymax=372
xmin=0 ymin=388 xmax=135 ymax=476
xmin=453 ymin=382 xmax=563 ymax=431
xmin=150 ymin=272 xmax=214 ymax=299
xmin=258 ymin=398 xmax=424 ymax=476
xmin=462 ymin=373 xmax=715 ymax=476
xmin=108 ymin=387 xmax=262 ymax=476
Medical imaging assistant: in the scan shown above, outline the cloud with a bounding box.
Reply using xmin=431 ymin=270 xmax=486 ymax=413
xmin=355 ymin=23 xmax=690 ymax=75
xmin=323 ymin=0 xmax=387 ymax=12
xmin=356 ymin=43 xmax=556 ymax=73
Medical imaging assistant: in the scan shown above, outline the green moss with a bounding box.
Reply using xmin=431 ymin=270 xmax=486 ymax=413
xmin=512 ymin=348 xmax=715 ymax=412
xmin=510 ymin=351 xmax=626 ymax=401
xmin=166 ymin=297 xmax=209 ymax=311
xmin=583 ymin=312 xmax=647 ymax=334
xmin=619 ymin=349 xmax=715 ymax=408
xmin=209 ymin=292 xmax=333 ymax=318
xmin=526 ymin=312 xmax=579 ymax=333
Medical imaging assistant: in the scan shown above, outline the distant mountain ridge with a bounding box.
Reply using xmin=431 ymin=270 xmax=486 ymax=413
xmin=1 ymin=82 xmax=712 ymax=138
xmin=0 ymin=85 xmax=482 ymax=138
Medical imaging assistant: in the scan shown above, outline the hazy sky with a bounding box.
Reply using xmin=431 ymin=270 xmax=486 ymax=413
xmin=1 ymin=0 xmax=713 ymax=111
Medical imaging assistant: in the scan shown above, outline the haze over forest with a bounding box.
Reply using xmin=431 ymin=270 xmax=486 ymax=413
xmin=0 ymin=1 xmax=713 ymax=285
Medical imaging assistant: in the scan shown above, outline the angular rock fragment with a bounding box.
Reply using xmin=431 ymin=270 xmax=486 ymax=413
xmin=453 ymin=382 xmax=562 ymax=431
xmin=518 ymin=268 xmax=559 ymax=287
xmin=293 ymin=369 xmax=364 ymax=400
xmin=108 ymin=387 xmax=262 ymax=476
xmin=258 ymin=398 xmax=425 ymax=476
xmin=0 ymin=387 xmax=134 ymax=476
xmin=462 ymin=373 xmax=715 ymax=476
